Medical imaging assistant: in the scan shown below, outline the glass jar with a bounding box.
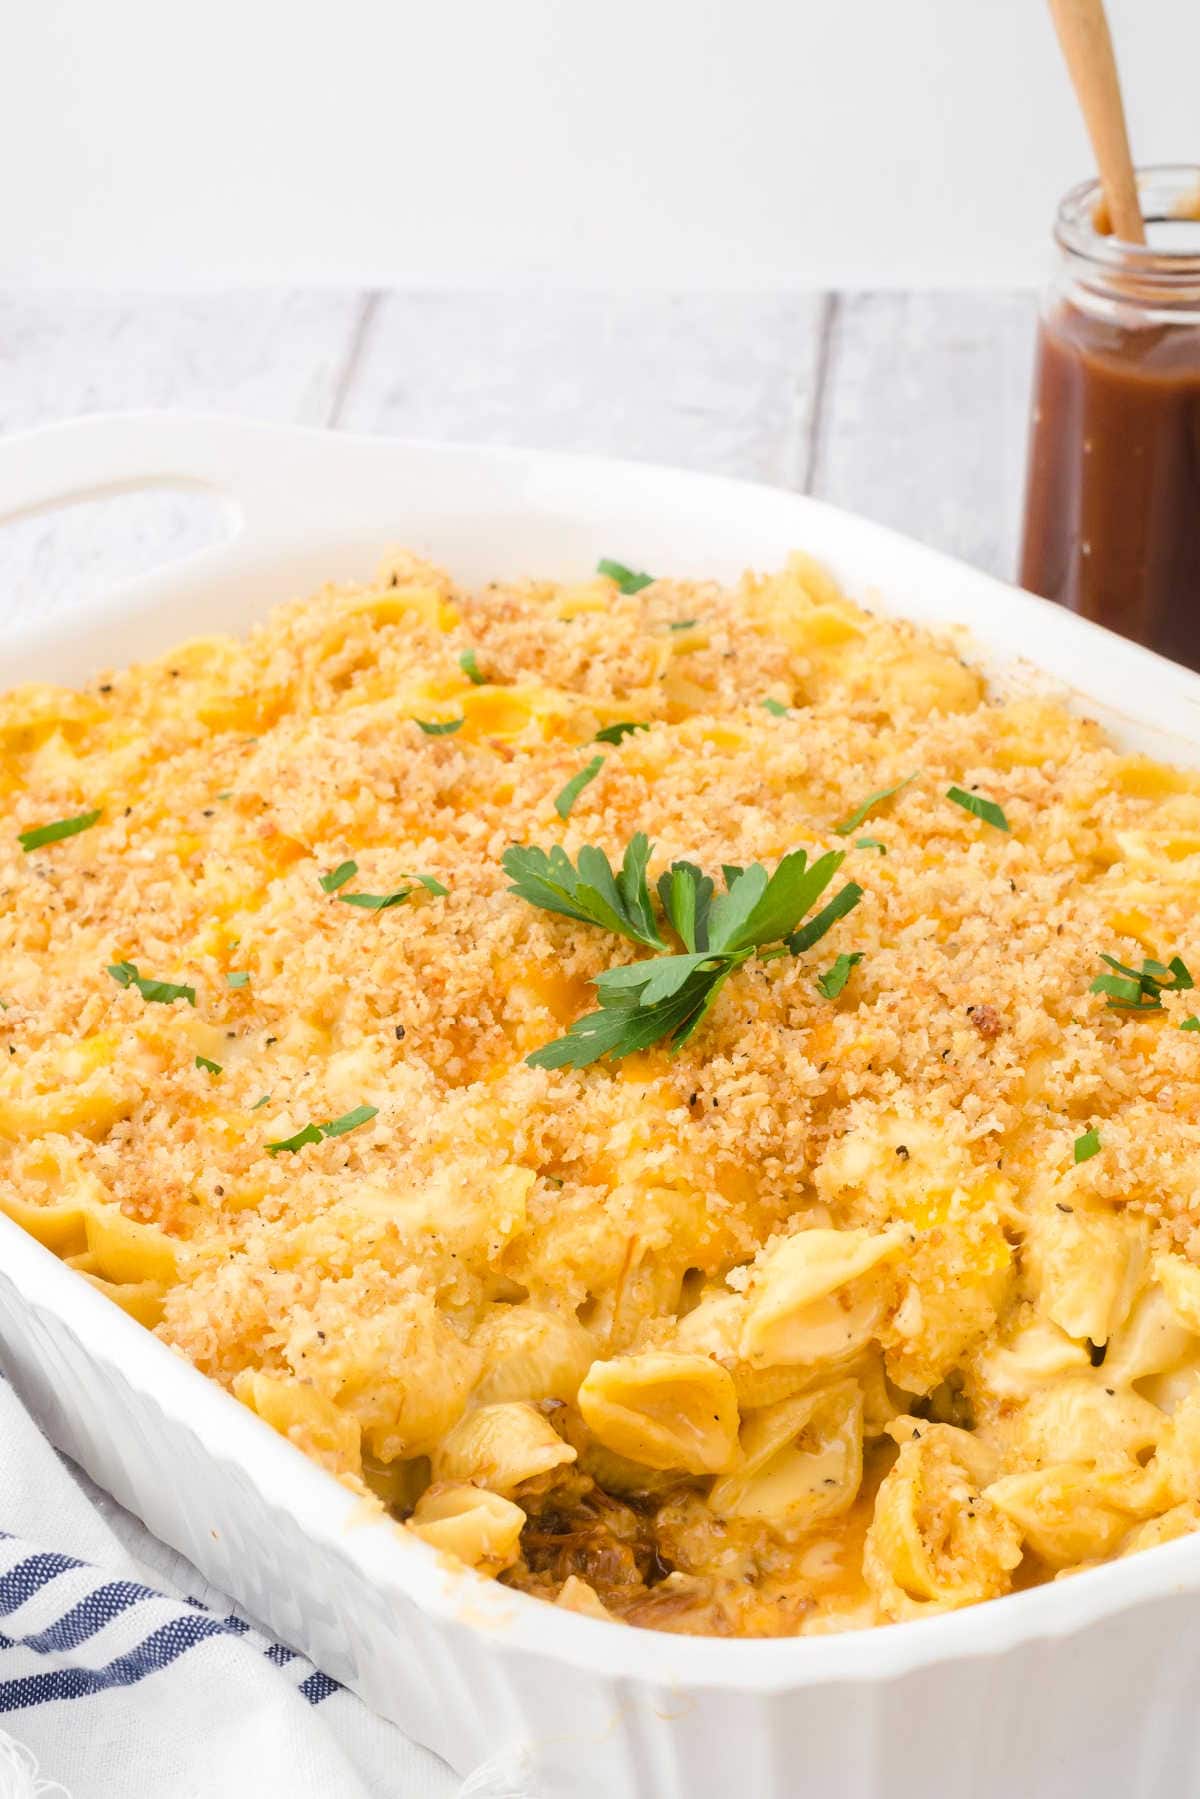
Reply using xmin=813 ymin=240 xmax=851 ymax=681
xmin=1018 ymin=165 xmax=1200 ymax=670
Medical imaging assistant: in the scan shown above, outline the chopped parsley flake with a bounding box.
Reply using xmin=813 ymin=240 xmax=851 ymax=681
xmin=1091 ymin=952 xmax=1193 ymax=1012
xmin=195 ymin=1055 xmax=222 ymax=1076
xmin=597 ymin=558 xmax=653 ymax=595
xmin=833 ymin=775 xmax=917 ymax=836
xmin=226 ymin=971 xmax=251 ymax=989
xmin=216 ymin=791 xmax=233 ymax=801
xmin=19 ymin=809 xmax=102 ymax=852
xmin=338 ymin=889 xmax=411 ymax=911
xmin=593 ymin=721 xmax=650 ymax=746
xmin=1074 ymin=1128 xmax=1101 ymax=1164
xmin=816 ymin=951 xmax=864 ymax=1000
xmin=1181 ymin=1017 xmax=1200 ymax=1032
xmin=266 ymin=1123 xmax=322 ymax=1155
xmin=107 ymin=961 xmax=196 ymax=1007
xmin=338 ymin=874 xmax=447 ymax=911
xmin=668 ymin=619 xmax=698 ymax=633
xmin=458 ymin=648 xmax=485 ymax=684
xmin=761 ymin=698 xmax=789 ymax=717
xmin=250 ymin=1094 xmax=271 ymax=1110
xmin=320 ymin=860 xmax=358 ymax=893
xmin=415 ymin=717 xmax=464 ymax=736
xmin=855 ymin=837 xmax=886 ymax=854
xmin=322 ymin=1102 xmax=379 ymax=1138
xmin=554 ymin=756 xmax=604 ymax=820
xmin=266 ymin=1103 xmax=378 ymax=1155
xmin=947 ymin=786 xmax=1009 ymax=832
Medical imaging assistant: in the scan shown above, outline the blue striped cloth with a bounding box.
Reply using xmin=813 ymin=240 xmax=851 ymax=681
xmin=0 ymin=1373 xmax=471 ymax=1798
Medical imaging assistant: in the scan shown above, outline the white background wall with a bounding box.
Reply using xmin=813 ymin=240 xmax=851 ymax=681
xmin=0 ymin=0 xmax=1193 ymax=289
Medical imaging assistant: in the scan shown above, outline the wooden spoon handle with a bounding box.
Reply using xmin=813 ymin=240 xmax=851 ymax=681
xmin=1048 ymin=0 xmax=1145 ymax=243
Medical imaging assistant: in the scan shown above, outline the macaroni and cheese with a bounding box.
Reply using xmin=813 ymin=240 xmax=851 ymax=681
xmin=5 ymin=549 xmax=1200 ymax=1636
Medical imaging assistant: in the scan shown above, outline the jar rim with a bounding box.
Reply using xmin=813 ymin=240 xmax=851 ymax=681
xmin=1055 ymin=165 xmax=1200 ymax=282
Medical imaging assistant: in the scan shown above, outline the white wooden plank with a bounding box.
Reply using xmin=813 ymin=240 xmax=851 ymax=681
xmin=0 ymin=290 xmax=364 ymax=628
xmin=0 ymin=289 xmax=364 ymax=433
xmin=334 ymin=292 xmax=827 ymax=487
xmin=809 ymin=291 xmax=1038 ymax=581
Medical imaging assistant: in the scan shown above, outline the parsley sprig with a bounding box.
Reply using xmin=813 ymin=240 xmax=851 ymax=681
xmin=504 ymin=836 xmax=862 ymax=1068
xmin=1090 ymin=952 xmax=1193 ymax=1012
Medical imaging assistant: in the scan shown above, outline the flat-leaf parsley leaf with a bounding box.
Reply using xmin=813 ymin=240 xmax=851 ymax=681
xmin=503 ymin=835 xmax=666 ymax=950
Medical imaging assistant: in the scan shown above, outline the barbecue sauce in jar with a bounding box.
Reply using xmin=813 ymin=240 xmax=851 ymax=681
xmin=1019 ymin=168 xmax=1200 ymax=670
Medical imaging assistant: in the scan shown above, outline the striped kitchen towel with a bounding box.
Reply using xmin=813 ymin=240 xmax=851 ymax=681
xmin=0 ymin=1373 xmax=507 ymax=1799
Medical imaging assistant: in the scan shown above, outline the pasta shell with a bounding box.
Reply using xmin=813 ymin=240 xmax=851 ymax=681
xmin=740 ymin=1226 xmax=910 ymax=1368
xmin=1102 ymin=1283 xmax=1198 ymax=1386
xmin=578 ymin=1352 xmax=740 ymax=1474
xmin=1153 ymin=1253 xmax=1200 ymax=1338
xmin=864 ymin=1420 xmax=1021 ymax=1620
xmin=433 ymin=1401 xmax=575 ymax=1496
xmin=709 ymin=1379 xmax=863 ymax=1527
xmin=555 ymin=1576 xmax=615 ymax=1621
xmin=471 ymin=1306 xmax=596 ymax=1406
xmin=408 ymin=1484 xmax=525 ymax=1576
xmin=985 ymin=1461 xmax=1155 ymax=1569
xmin=232 ymin=1368 xmax=362 ymax=1478
xmin=1024 ymin=1192 xmax=1148 ymax=1346
xmin=1011 ymin=1376 xmax=1164 ymax=1468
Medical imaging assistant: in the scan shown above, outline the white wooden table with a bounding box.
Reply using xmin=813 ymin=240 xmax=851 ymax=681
xmin=0 ymin=290 xmax=1037 ymax=619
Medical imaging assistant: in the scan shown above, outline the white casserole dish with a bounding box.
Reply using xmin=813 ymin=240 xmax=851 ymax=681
xmin=3 ymin=413 xmax=1200 ymax=1799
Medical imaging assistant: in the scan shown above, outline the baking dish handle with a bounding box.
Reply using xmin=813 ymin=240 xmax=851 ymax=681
xmin=0 ymin=411 xmax=318 ymax=537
